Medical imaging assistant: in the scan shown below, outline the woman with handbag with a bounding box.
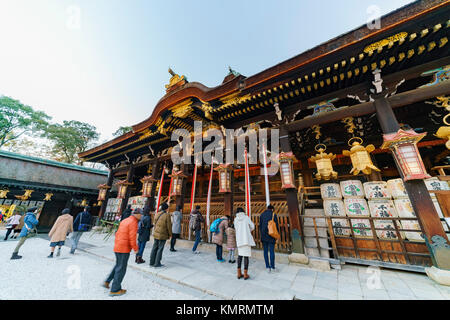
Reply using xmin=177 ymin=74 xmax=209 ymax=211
xmin=259 ymin=204 xmax=280 ymax=273
xmin=10 ymin=206 xmax=39 ymax=260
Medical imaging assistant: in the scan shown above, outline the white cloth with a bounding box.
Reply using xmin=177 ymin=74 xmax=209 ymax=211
xmin=7 ymin=214 xmax=21 ymax=225
xmin=234 ymin=212 xmax=256 ymax=252
xmin=237 ymin=245 xmax=252 ymax=257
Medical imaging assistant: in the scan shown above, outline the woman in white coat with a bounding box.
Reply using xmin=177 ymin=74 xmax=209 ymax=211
xmin=234 ymin=207 xmax=255 ymax=280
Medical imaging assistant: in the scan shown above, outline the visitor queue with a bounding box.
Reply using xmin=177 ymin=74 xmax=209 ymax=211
xmin=6 ymin=201 xmax=280 ymax=297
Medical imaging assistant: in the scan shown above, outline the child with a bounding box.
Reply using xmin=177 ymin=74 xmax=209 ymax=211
xmin=225 ymin=223 xmax=237 ymax=263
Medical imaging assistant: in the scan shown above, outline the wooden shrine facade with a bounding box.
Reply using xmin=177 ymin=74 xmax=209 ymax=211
xmin=79 ymin=0 xmax=450 ymax=271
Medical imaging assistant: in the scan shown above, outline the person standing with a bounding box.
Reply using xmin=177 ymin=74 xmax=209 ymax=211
xmin=12 ymin=213 xmax=25 ymax=239
xmin=47 ymin=208 xmax=73 ymax=258
xmin=191 ymin=205 xmax=204 ymax=254
xmin=170 ymin=205 xmax=182 ymax=252
xmin=136 ymin=208 xmax=152 ymax=264
xmin=225 ymin=222 xmax=237 ymax=263
xmin=149 ymin=202 xmax=171 ymax=267
xmin=4 ymin=211 xmax=22 ymax=241
xmin=120 ymin=205 xmax=132 ymax=222
xmin=234 ymin=207 xmax=256 ymax=280
xmin=103 ymin=209 xmax=142 ymax=296
xmin=211 ymin=215 xmax=229 ymax=262
xmin=10 ymin=206 xmax=39 ymax=260
xmin=70 ymin=206 xmax=92 ymax=254
xmin=259 ymin=204 xmax=279 ymax=273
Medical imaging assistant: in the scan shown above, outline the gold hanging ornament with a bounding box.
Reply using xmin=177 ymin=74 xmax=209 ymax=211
xmin=0 ymin=189 xmax=9 ymax=198
xmin=432 ymin=96 xmax=450 ymax=149
xmin=43 ymin=193 xmax=53 ymax=201
xmin=15 ymin=189 xmax=33 ymax=201
xmin=342 ymin=137 xmax=380 ymax=175
xmin=310 ymin=144 xmax=338 ymax=180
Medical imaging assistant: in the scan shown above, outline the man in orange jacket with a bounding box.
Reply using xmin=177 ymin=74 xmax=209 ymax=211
xmin=103 ymin=208 xmax=142 ymax=296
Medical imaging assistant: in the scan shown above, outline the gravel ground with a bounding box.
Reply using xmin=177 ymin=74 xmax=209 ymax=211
xmin=0 ymin=230 xmax=212 ymax=300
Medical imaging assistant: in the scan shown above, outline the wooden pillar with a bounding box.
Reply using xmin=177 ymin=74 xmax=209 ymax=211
xmin=374 ymin=94 xmax=450 ymax=269
xmin=280 ymin=125 xmax=305 ymax=254
xmin=119 ymin=165 xmax=135 ymax=216
xmin=368 ymin=156 xmax=383 ymax=181
xmin=98 ymin=169 xmax=114 ymax=220
xmin=300 ymin=158 xmax=314 ymax=187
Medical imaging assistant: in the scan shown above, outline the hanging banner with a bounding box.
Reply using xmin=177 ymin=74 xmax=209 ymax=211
xmin=244 ymin=148 xmax=251 ymax=217
xmin=189 ymin=163 xmax=198 ymax=213
xmin=262 ymin=143 xmax=270 ymax=207
xmin=155 ymin=166 xmax=165 ymax=212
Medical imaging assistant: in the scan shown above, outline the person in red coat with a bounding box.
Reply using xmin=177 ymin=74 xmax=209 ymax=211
xmin=103 ymin=208 xmax=142 ymax=296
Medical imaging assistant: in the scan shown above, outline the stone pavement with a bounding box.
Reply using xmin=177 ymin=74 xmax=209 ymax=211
xmin=65 ymin=231 xmax=450 ymax=300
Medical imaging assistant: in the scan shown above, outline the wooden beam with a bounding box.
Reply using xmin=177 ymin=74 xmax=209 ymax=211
xmin=284 ymin=80 xmax=450 ymax=133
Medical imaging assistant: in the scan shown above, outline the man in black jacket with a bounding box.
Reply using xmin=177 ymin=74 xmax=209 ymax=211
xmin=191 ymin=205 xmax=204 ymax=254
xmin=136 ymin=208 xmax=152 ymax=264
xmin=259 ymin=205 xmax=279 ymax=273
xmin=70 ymin=206 xmax=92 ymax=254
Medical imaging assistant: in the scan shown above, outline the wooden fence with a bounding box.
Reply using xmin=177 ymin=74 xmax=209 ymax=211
xmin=151 ymin=200 xmax=293 ymax=253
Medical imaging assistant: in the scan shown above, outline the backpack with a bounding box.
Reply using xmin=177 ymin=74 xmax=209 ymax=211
xmin=268 ymin=212 xmax=280 ymax=240
xmin=189 ymin=213 xmax=198 ymax=231
xmin=78 ymin=212 xmax=90 ymax=232
xmin=210 ymin=218 xmax=224 ymax=234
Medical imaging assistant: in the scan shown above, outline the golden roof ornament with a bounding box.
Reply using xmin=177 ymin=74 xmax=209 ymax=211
xmin=309 ymin=144 xmax=338 ymax=181
xmin=15 ymin=189 xmax=33 ymax=201
xmin=165 ymin=67 xmax=188 ymax=93
xmin=342 ymin=137 xmax=380 ymax=175
xmin=44 ymin=193 xmax=53 ymax=201
xmin=0 ymin=189 xmax=9 ymax=198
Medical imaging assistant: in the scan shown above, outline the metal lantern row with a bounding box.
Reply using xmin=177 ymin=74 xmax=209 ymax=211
xmin=170 ymin=170 xmax=187 ymax=196
xmin=278 ymin=152 xmax=296 ymax=189
xmin=342 ymin=137 xmax=380 ymax=175
xmin=381 ymin=129 xmax=430 ymax=181
xmin=140 ymin=176 xmax=156 ymax=197
xmin=215 ymin=164 xmax=232 ymax=193
xmin=309 ymin=144 xmax=338 ymax=181
xmin=115 ymin=180 xmax=133 ymax=199
xmin=97 ymin=184 xmax=111 ymax=201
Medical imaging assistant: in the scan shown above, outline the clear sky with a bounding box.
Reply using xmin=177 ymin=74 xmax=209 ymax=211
xmin=0 ymin=0 xmax=414 ymax=143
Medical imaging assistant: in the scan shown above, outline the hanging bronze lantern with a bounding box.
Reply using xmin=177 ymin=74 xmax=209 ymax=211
xmin=140 ymin=176 xmax=156 ymax=197
xmin=278 ymin=152 xmax=297 ymax=189
xmin=342 ymin=137 xmax=380 ymax=175
xmin=97 ymin=184 xmax=110 ymax=201
xmin=381 ymin=129 xmax=431 ymax=181
xmin=435 ymin=113 xmax=450 ymax=150
xmin=215 ymin=164 xmax=232 ymax=193
xmin=309 ymin=144 xmax=338 ymax=180
xmin=116 ymin=180 xmax=133 ymax=199
xmin=169 ymin=170 xmax=187 ymax=196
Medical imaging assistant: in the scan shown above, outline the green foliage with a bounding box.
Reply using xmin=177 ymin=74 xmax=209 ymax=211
xmin=43 ymin=120 xmax=99 ymax=165
xmin=0 ymin=96 xmax=51 ymax=148
xmin=113 ymin=126 xmax=132 ymax=137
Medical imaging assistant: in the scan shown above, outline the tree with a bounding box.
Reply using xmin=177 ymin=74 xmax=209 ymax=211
xmin=43 ymin=120 xmax=99 ymax=165
xmin=113 ymin=126 xmax=132 ymax=137
xmin=0 ymin=96 xmax=51 ymax=148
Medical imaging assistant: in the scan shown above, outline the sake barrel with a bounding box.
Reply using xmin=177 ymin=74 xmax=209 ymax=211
xmin=344 ymin=198 xmax=369 ymax=216
xmin=394 ymin=198 xmax=416 ymax=218
xmin=349 ymin=218 xmax=373 ymax=238
xmin=425 ymin=177 xmax=450 ymax=196
xmin=320 ymin=183 xmax=342 ymax=200
xmin=340 ymin=180 xmax=364 ymax=198
xmin=387 ymin=178 xmax=408 ymax=199
xmin=400 ymin=220 xmax=425 ymax=242
xmin=368 ymin=200 xmax=401 ymax=239
xmin=323 ymin=199 xmax=346 ymax=216
xmin=363 ymin=181 xmax=391 ymax=200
